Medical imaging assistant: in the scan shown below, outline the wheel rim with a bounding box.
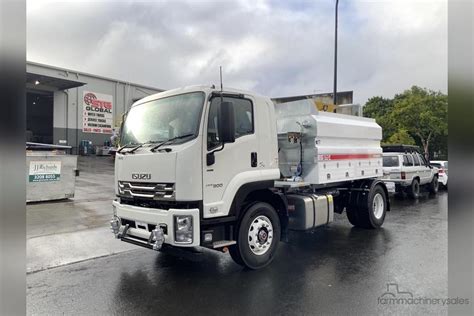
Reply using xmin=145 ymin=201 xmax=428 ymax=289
xmin=414 ymin=182 xmax=419 ymax=194
xmin=373 ymin=193 xmax=385 ymax=219
xmin=434 ymin=178 xmax=438 ymax=190
xmin=248 ymin=215 xmax=273 ymax=256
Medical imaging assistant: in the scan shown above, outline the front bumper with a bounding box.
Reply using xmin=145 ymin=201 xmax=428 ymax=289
xmin=112 ymin=200 xmax=200 ymax=247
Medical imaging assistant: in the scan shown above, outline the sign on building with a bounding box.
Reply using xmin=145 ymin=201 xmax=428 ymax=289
xmin=28 ymin=161 xmax=61 ymax=182
xmin=82 ymin=91 xmax=113 ymax=134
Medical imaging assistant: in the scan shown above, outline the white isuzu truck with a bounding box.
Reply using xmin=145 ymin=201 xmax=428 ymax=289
xmin=110 ymin=85 xmax=389 ymax=269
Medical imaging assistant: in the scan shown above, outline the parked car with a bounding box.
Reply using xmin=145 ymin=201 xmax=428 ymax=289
xmin=381 ymin=145 xmax=439 ymax=198
xmin=430 ymin=160 xmax=448 ymax=189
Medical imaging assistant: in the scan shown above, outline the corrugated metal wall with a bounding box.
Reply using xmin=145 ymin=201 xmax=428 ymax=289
xmin=27 ymin=62 xmax=163 ymax=153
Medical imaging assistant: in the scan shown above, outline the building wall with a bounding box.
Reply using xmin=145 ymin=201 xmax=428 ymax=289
xmin=27 ymin=62 xmax=163 ymax=153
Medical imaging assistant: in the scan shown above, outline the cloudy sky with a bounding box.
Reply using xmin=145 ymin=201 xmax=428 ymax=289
xmin=27 ymin=0 xmax=447 ymax=104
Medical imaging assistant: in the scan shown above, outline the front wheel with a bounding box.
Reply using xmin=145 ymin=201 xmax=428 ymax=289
xmin=231 ymin=202 xmax=281 ymax=269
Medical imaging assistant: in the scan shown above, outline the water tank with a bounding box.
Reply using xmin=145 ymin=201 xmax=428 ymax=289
xmin=275 ymin=100 xmax=382 ymax=185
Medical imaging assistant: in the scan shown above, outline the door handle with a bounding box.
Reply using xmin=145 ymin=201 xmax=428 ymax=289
xmin=251 ymin=152 xmax=257 ymax=167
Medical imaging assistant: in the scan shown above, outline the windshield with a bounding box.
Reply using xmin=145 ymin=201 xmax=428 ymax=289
xmin=383 ymin=155 xmax=400 ymax=167
xmin=121 ymin=92 xmax=205 ymax=145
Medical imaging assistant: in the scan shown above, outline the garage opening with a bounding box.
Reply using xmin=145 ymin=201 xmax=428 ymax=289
xmin=26 ymin=71 xmax=85 ymax=146
xmin=26 ymin=91 xmax=53 ymax=144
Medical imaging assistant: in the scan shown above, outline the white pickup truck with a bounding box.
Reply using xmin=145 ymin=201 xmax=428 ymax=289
xmin=110 ymin=85 xmax=390 ymax=269
xmin=382 ymin=145 xmax=439 ymax=198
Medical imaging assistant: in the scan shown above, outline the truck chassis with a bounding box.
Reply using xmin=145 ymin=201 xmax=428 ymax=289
xmin=111 ymin=178 xmax=389 ymax=269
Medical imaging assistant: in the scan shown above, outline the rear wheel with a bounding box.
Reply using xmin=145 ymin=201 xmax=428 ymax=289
xmin=346 ymin=207 xmax=360 ymax=226
xmin=428 ymin=175 xmax=439 ymax=194
xmin=231 ymin=202 xmax=281 ymax=269
xmin=346 ymin=184 xmax=387 ymax=229
xmin=407 ymin=178 xmax=420 ymax=199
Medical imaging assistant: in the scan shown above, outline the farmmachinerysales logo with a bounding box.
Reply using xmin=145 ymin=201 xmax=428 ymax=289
xmin=83 ymin=92 xmax=112 ymax=113
xmin=377 ymin=283 xmax=470 ymax=306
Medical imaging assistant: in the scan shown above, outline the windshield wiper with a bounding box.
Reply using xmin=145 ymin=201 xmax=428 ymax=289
xmin=150 ymin=134 xmax=195 ymax=152
xmin=127 ymin=140 xmax=164 ymax=154
xmin=117 ymin=143 xmax=140 ymax=154
xmin=118 ymin=140 xmax=161 ymax=154
xmin=126 ymin=143 xmax=145 ymax=154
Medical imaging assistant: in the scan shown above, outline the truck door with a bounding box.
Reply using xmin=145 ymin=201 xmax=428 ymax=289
xmin=202 ymin=95 xmax=258 ymax=218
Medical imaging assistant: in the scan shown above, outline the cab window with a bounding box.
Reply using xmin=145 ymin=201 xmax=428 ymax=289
xmin=207 ymin=96 xmax=254 ymax=150
xmin=383 ymin=156 xmax=399 ymax=167
xmin=405 ymin=154 xmax=414 ymax=166
xmin=418 ymin=153 xmax=428 ymax=166
xmin=413 ymin=153 xmax=420 ymax=166
xmin=402 ymin=155 xmax=410 ymax=166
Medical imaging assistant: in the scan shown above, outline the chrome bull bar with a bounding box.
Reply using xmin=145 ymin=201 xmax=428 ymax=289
xmin=110 ymin=218 xmax=165 ymax=251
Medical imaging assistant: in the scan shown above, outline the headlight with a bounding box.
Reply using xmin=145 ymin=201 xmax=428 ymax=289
xmin=174 ymin=215 xmax=193 ymax=244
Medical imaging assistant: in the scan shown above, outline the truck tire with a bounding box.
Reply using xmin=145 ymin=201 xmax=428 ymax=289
xmin=228 ymin=245 xmax=244 ymax=266
xmin=346 ymin=207 xmax=360 ymax=226
xmin=428 ymin=175 xmax=439 ymax=194
xmin=407 ymin=178 xmax=420 ymax=199
xmin=346 ymin=184 xmax=387 ymax=229
xmin=232 ymin=202 xmax=281 ymax=269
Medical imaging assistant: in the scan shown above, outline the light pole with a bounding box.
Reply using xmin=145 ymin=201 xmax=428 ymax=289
xmin=333 ymin=0 xmax=339 ymax=106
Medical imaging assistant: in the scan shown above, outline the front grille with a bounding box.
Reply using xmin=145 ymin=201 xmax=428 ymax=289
xmin=120 ymin=197 xmax=200 ymax=211
xmin=118 ymin=181 xmax=175 ymax=200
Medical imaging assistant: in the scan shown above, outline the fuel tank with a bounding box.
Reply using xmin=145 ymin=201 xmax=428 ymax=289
xmin=287 ymin=193 xmax=334 ymax=230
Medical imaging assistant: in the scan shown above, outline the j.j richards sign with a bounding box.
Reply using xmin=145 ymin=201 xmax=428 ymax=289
xmin=82 ymin=91 xmax=113 ymax=134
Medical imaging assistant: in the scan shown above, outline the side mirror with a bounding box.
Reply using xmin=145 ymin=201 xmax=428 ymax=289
xmin=218 ymin=101 xmax=235 ymax=143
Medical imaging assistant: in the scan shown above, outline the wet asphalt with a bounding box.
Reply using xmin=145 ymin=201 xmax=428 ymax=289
xmin=27 ymin=183 xmax=448 ymax=315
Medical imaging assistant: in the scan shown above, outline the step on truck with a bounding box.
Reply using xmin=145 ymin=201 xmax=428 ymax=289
xmin=110 ymin=85 xmax=390 ymax=269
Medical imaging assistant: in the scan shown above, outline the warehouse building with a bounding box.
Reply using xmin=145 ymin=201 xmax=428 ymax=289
xmin=26 ymin=61 xmax=163 ymax=153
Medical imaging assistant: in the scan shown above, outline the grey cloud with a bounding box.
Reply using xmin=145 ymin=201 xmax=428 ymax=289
xmin=27 ymin=0 xmax=447 ymax=104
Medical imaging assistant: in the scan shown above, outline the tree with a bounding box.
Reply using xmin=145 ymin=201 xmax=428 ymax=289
xmin=363 ymin=97 xmax=396 ymax=142
xmin=386 ymin=128 xmax=416 ymax=145
xmin=364 ymin=86 xmax=448 ymax=159
xmin=363 ymin=96 xmax=393 ymax=118
xmin=390 ymin=86 xmax=448 ymax=159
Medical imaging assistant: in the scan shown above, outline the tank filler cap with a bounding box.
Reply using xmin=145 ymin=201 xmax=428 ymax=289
xmin=300 ymin=120 xmax=311 ymax=128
